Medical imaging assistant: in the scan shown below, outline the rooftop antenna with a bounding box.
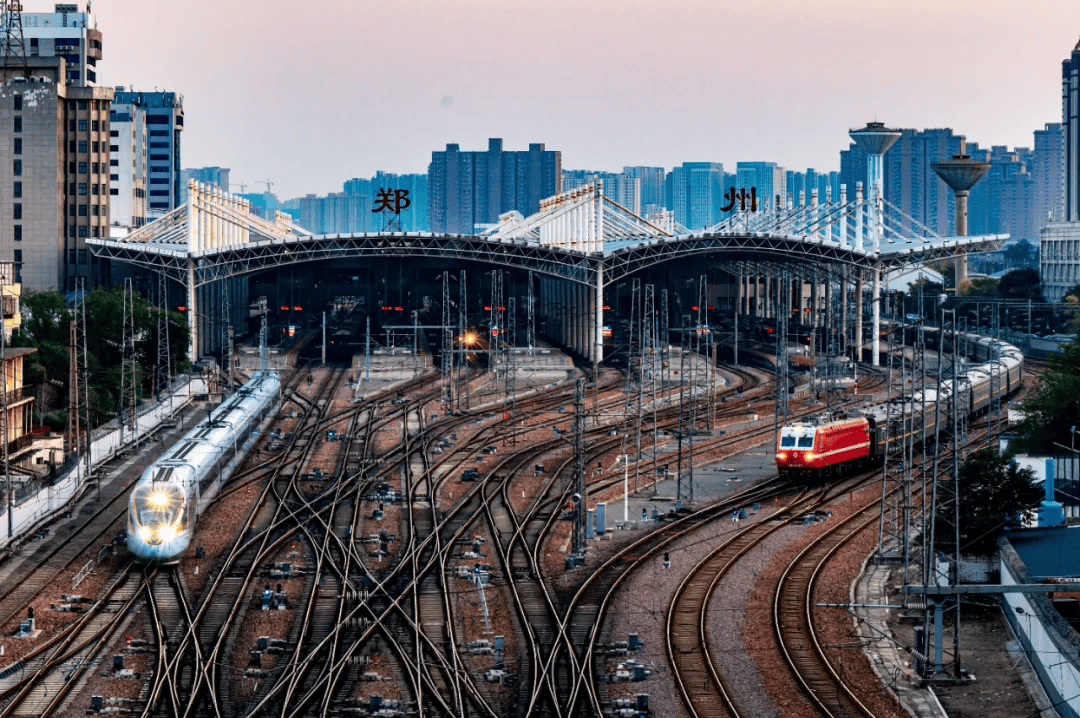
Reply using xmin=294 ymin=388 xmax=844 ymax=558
xmin=1 ymin=0 xmax=29 ymax=82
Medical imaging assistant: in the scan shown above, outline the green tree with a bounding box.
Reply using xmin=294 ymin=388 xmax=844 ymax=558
xmin=12 ymin=291 xmax=73 ymax=426
xmin=963 ymin=277 xmax=999 ymax=297
xmin=1003 ymin=238 xmax=1037 ymax=267
xmin=936 ymin=448 xmax=1041 ymax=555
xmin=1015 ymin=336 xmax=1080 ymax=453
xmin=997 ymin=267 xmax=1044 ymax=301
xmin=10 ymin=287 xmax=190 ymax=429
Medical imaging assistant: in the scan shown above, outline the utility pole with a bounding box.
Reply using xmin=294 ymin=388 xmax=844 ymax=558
xmin=258 ymin=296 xmax=268 ymax=372
xmin=507 ymin=296 xmax=516 ymax=407
xmin=156 ymin=272 xmax=171 ymax=407
xmin=572 ymin=377 xmax=587 ymax=555
xmin=1 ymin=0 xmax=29 ymax=82
xmin=527 ymin=270 xmax=536 ymax=356
xmin=222 ymin=282 xmax=233 ymax=395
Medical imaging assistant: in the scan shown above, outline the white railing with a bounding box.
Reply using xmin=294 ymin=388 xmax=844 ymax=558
xmin=0 ymin=375 xmax=207 ymax=551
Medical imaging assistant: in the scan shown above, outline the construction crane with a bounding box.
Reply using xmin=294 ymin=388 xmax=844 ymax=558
xmin=264 ymin=179 xmax=274 ymax=194
xmin=1 ymin=0 xmax=29 ymax=82
xmin=230 ymin=182 xmax=248 ymax=194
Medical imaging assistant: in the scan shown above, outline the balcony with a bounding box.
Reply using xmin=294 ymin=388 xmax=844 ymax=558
xmin=0 ymin=386 xmax=36 ymax=407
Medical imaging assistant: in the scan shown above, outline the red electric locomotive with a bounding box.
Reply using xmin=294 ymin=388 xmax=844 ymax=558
xmin=776 ymin=414 xmax=877 ymax=479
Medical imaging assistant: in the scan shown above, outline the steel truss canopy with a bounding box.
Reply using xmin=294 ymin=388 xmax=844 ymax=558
xmin=89 ymin=179 xmax=1006 ymax=290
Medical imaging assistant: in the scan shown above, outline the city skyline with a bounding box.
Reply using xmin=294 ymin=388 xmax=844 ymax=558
xmin=84 ymin=0 xmax=1080 ymax=199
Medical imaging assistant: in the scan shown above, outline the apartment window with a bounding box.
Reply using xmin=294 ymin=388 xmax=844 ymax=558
xmin=149 ymin=178 xmax=169 ymax=185
xmin=78 ymin=141 xmax=87 ymax=153
xmin=68 ymin=249 xmax=76 ymax=265
xmin=12 ymin=226 xmax=20 ymax=242
xmin=13 ymin=95 xmax=21 ymax=111
xmin=77 ymin=100 xmax=88 ymax=110
xmin=109 ymin=144 xmax=118 ymax=152
xmin=91 ymin=204 xmax=99 ymax=217
xmin=78 ymin=249 xmax=87 ymax=264
xmin=109 ymin=173 xmax=118 ymax=181
xmin=14 ymin=250 xmax=21 ymax=263
xmin=91 ymin=226 xmax=99 ymax=238
xmin=110 ymin=188 xmax=119 ymax=196
xmin=150 ymin=154 xmax=169 ymax=162
xmin=12 ymin=138 xmax=20 ymax=155
xmin=77 ymin=119 xmax=87 ymax=131
xmin=78 ymin=204 xmax=87 ymax=217
xmin=109 ymin=159 xmax=118 ymax=167
xmin=68 ymin=225 xmax=76 ymax=238
xmin=149 ymin=130 xmax=168 ymax=137
xmin=78 ymin=161 xmax=87 ymax=174
xmin=68 ymin=183 xmax=76 ymax=195
xmin=13 ymin=182 xmax=21 ymax=199
xmin=91 ymin=162 xmax=98 ymax=174
xmin=149 ymin=142 xmax=169 ymax=149
xmin=13 ymin=116 xmax=20 ymax=133
xmin=78 ymin=183 xmax=87 ymax=195
xmin=12 ymin=204 xmax=20 ymax=220
xmin=13 ymin=160 xmax=21 ymax=176
xmin=92 ymin=141 xmax=100 ymax=153
xmin=91 ymin=184 xmax=99 ymax=196
xmin=77 ymin=226 xmax=87 ymax=238
xmin=109 ymin=129 xmax=118 ymax=137
xmin=68 ymin=119 xmax=75 ymax=132
xmin=91 ymin=120 xmax=99 ymax=132
xmin=68 ymin=204 xmax=75 ymax=216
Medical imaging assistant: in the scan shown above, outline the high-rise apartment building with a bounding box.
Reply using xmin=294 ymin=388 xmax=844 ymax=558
xmin=623 ymin=166 xmax=665 ymax=216
xmin=1 ymin=2 xmax=113 ymax=291
xmin=347 ymin=172 xmax=429 ymax=231
xmin=179 ymin=167 xmax=229 ymax=204
xmin=735 ymin=162 xmax=786 ymax=210
xmin=1034 ymin=123 xmax=1065 ymax=227
xmin=112 ymin=91 xmax=183 ymax=217
xmin=22 ymin=3 xmax=103 ymax=86
xmin=563 ymin=170 xmax=641 ymax=215
xmin=108 ymin=98 xmax=146 ymax=235
xmin=1065 ymin=39 xmax=1080 ymax=221
xmin=668 ymin=162 xmax=724 ymax=230
xmin=888 ymin=128 xmax=964 ymax=236
xmin=428 ymin=139 xmax=561 ymax=234
xmin=1042 ymin=38 xmax=1080 ymax=302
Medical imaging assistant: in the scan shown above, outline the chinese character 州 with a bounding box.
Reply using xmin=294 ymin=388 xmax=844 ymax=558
xmin=721 ymin=187 xmax=758 ymax=213
xmin=372 ymin=188 xmax=411 ymax=215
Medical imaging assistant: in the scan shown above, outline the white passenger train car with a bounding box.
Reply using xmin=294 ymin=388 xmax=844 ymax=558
xmin=127 ymin=371 xmax=281 ymax=563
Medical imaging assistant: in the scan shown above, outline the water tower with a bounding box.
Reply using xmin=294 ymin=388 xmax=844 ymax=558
xmin=849 ymin=122 xmax=901 ymax=366
xmin=932 ymin=153 xmax=990 ymax=289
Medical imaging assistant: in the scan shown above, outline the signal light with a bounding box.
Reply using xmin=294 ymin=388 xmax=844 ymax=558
xmin=280 ymin=305 xmax=289 ymax=311
xmin=293 ymin=305 xmax=302 ymax=311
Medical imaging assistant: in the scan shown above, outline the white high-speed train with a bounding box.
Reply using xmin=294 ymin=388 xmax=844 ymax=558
xmin=127 ymin=371 xmax=281 ymax=563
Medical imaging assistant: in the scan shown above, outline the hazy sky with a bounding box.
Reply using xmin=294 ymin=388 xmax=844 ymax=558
xmin=89 ymin=0 xmax=1078 ymax=199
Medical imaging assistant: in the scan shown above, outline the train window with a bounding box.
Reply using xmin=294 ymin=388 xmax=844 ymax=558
xmin=797 ymin=436 xmax=814 ymax=448
xmin=780 ymin=436 xmax=795 ymax=447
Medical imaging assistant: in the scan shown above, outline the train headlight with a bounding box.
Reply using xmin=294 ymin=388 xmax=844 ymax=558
xmin=777 ymin=452 xmax=787 ymax=460
xmin=157 ymin=524 xmax=177 ymax=542
xmin=137 ymin=526 xmax=152 ymax=542
xmin=805 ymin=453 xmax=816 ymax=462
xmin=148 ymin=491 xmax=170 ymax=509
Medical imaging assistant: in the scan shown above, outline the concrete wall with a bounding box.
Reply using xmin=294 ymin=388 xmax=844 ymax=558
xmin=1000 ymin=539 xmax=1080 ymax=718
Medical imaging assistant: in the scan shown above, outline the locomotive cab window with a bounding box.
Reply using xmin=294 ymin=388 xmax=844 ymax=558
xmin=780 ymin=436 xmax=796 ymax=447
xmin=797 ymin=436 xmax=814 ymax=448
